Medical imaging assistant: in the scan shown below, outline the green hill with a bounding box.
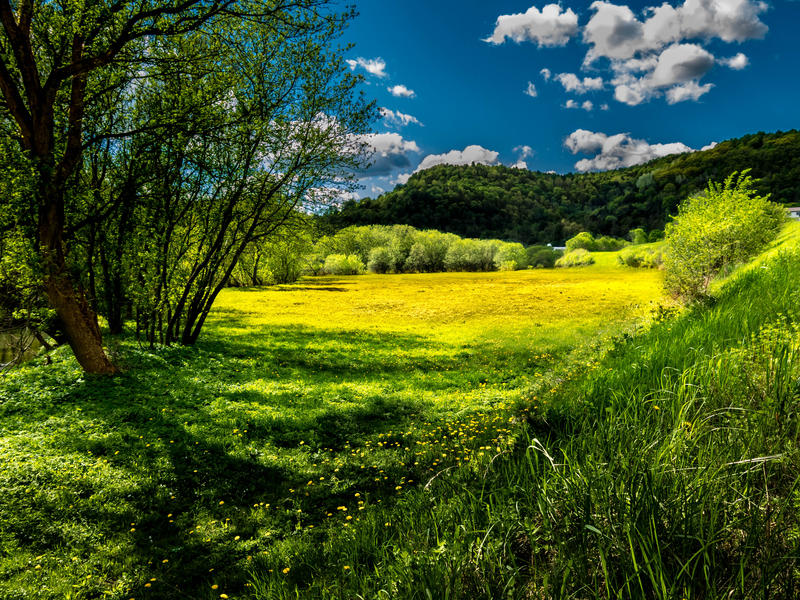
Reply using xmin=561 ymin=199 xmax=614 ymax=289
xmin=323 ymin=130 xmax=800 ymax=245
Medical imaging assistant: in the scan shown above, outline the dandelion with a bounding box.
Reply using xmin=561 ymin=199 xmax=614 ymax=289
xmin=283 ymin=567 xmax=290 ymax=574
xmin=212 ymin=584 xmax=219 ymax=590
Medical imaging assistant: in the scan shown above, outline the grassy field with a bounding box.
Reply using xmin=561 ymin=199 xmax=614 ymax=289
xmin=0 ymin=262 xmax=662 ymax=599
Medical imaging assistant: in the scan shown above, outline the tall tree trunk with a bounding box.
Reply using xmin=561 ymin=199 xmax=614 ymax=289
xmin=39 ymin=179 xmax=118 ymax=374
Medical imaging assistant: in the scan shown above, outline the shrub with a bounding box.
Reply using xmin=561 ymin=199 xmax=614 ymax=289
xmin=566 ymin=231 xmax=627 ymax=252
xmin=404 ymin=230 xmax=457 ymax=273
xmin=494 ymin=242 xmax=528 ymax=271
xmin=617 ymin=247 xmax=663 ymax=269
xmin=555 ymin=249 xmax=595 ymax=268
xmin=367 ymin=247 xmax=393 ymax=274
xmin=444 ymin=239 xmax=498 ymax=272
xmin=323 ymin=254 xmax=365 ymax=275
xmin=663 ymin=171 xmax=785 ymax=299
xmin=565 ymin=231 xmax=596 ymax=252
xmin=628 ymin=228 xmax=649 ymax=245
xmin=526 ymin=245 xmax=561 ymax=268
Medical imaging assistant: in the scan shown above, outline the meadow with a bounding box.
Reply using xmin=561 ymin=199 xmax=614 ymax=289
xmin=0 ymin=261 xmax=662 ymax=599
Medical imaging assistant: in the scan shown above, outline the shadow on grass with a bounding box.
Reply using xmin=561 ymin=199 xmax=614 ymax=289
xmin=0 ymin=321 xmax=498 ymax=599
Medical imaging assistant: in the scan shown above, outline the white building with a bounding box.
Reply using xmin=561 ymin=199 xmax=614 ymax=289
xmin=788 ymin=207 xmax=800 ymax=220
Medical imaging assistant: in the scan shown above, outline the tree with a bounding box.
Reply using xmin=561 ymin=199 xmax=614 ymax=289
xmin=0 ymin=1 xmax=371 ymax=372
xmin=663 ymin=172 xmax=785 ymax=299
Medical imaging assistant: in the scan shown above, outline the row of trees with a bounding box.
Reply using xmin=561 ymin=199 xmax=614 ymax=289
xmin=322 ymin=130 xmax=800 ymax=245
xmin=0 ymin=1 xmax=373 ymax=373
xmin=303 ymin=225 xmax=564 ymax=275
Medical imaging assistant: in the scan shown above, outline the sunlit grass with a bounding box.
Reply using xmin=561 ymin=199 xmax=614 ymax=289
xmin=0 ymin=264 xmax=662 ymax=599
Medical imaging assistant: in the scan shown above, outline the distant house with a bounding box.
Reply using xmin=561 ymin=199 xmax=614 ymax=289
xmin=788 ymin=207 xmax=800 ymax=220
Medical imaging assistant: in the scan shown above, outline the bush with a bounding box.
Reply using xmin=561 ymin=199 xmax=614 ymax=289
xmin=367 ymin=247 xmax=393 ymax=274
xmin=404 ymin=230 xmax=457 ymax=273
xmin=494 ymin=242 xmax=528 ymax=271
xmin=663 ymin=171 xmax=785 ymax=299
xmin=566 ymin=231 xmax=627 ymax=252
xmin=617 ymin=247 xmax=664 ymax=269
xmin=628 ymin=228 xmax=649 ymax=245
xmin=555 ymin=249 xmax=595 ymax=268
xmin=565 ymin=231 xmax=596 ymax=252
xmin=526 ymin=246 xmax=562 ymax=268
xmin=444 ymin=239 xmax=498 ymax=272
xmin=323 ymin=254 xmax=365 ymax=275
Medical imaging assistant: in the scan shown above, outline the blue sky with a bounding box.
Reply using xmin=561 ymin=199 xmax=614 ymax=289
xmin=340 ymin=0 xmax=800 ymax=198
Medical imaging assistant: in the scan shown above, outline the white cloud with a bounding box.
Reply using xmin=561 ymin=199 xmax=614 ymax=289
xmin=388 ymin=84 xmax=416 ymax=98
xmin=565 ymin=129 xmax=693 ymax=171
xmin=484 ymin=4 xmax=579 ymax=47
xmin=701 ymin=141 xmax=718 ymax=151
xmin=600 ymin=103 xmax=610 ymax=110
xmin=512 ymin=145 xmax=534 ymax=169
xmin=720 ymin=52 xmax=749 ymax=69
xmin=554 ymin=72 xmax=605 ymax=94
xmin=358 ymin=132 xmax=421 ymax=176
xmin=392 ymin=173 xmax=412 ymax=185
xmin=415 ymin=145 xmax=500 ymax=172
xmin=650 ymin=43 xmax=715 ymax=86
xmin=379 ymin=107 xmax=422 ymax=128
xmin=564 ymin=99 xmax=594 ymax=111
xmin=665 ymin=80 xmax=713 ymax=103
xmin=346 ymin=57 xmax=388 ymax=78
xmin=540 ymin=67 xmax=552 ymax=81
xmin=611 ymin=42 xmax=715 ymax=105
xmin=583 ymin=0 xmax=768 ymax=65
xmin=577 ymin=0 xmax=767 ymax=105
xmin=524 ymin=81 xmax=538 ymax=97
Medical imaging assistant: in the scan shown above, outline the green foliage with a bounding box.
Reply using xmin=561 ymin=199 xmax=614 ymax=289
xmin=526 ymin=245 xmax=563 ymax=268
xmin=628 ymin=227 xmax=649 ymax=245
xmin=664 ymin=172 xmax=786 ymax=299
xmin=493 ymin=242 xmax=528 ymax=271
xmin=443 ymin=239 xmax=499 ymax=272
xmin=323 ymin=130 xmax=800 ymax=244
xmin=566 ymin=231 xmax=628 ymax=252
xmin=617 ymin=246 xmax=664 ymax=269
xmin=323 ymin=254 xmax=366 ymax=275
xmin=367 ymin=247 xmax=394 ymax=274
xmin=555 ymin=248 xmax=596 ymax=267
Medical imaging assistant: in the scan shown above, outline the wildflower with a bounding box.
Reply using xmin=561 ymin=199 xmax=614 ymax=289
xmin=283 ymin=567 xmax=290 ymax=574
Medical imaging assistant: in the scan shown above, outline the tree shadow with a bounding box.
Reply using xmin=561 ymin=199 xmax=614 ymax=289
xmin=0 ymin=320 xmax=483 ymax=598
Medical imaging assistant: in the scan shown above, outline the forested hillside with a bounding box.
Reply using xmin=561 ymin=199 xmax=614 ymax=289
xmin=323 ymin=130 xmax=800 ymax=245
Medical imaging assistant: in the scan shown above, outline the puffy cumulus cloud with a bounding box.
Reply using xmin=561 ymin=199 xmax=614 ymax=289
xmin=415 ymin=145 xmax=500 ymax=172
xmin=650 ymin=43 xmax=715 ymax=86
xmin=379 ymin=107 xmax=422 ymax=128
xmin=611 ymin=42 xmax=715 ymax=105
xmin=665 ymin=80 xmax=713 ymax=103
xmin=359 ymin=133 xmax=421 ymax=176
xmin=540 ymin=67 xmax=552 ymax=80
xmin=345 ymin=57 xmax=388 ymax=78
xmin=512 ymin=145 xmax=534 ymax=169
xmin=392 ymin=172 xmax=412 ymax=185
xmin=584 ymin=0 xmax=768 ymax=65
xmin=524 ymin=81 xmax=538 ymax=97
xmin=554 ymin=72 xmax=605 ymax=93
xmin=577 ymin=0 xmax=767 ymax=105
xmin=564 ymin=99 xmax=594 ymax=110
xmin=388 ymin=84 xmax=416 ymax=98
xmin=701 ymin=141 xmax=718 ymax=151
xmin=565 ymin=129 xmax=693 ymax=171
xmin=484 ymin=4 xmax=579 ymax=47
xmin=720 ymin=52 xmax=749 ymax=69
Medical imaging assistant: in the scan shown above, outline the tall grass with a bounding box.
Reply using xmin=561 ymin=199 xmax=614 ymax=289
xmin=248 ymin=248 xmax=800 ymax=599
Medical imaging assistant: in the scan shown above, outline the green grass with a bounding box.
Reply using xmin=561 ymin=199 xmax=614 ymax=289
xmin=240 ymin=225 xmax=800 ymax=599
xmin=0 ymin=266 xmax=661 ymax=599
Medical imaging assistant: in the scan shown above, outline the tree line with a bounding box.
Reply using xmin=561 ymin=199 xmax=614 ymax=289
xmin=322 ymin=130 xmax=800 ymax=245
